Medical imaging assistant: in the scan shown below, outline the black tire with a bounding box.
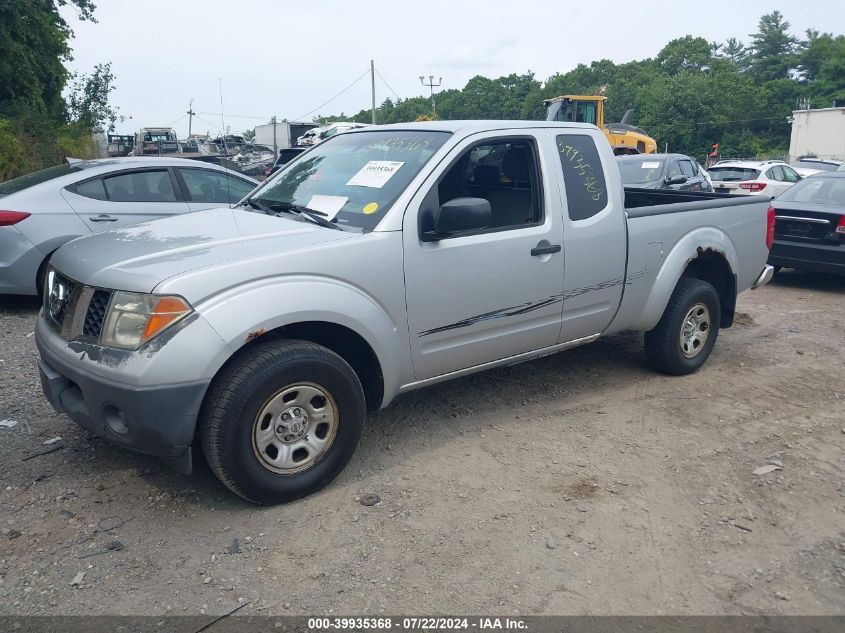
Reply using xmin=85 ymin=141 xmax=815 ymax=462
xmin=644 ymin=278 xmax=721 ymax=376
xmin=200 ymin=339 xmax=365 ymax=504
xmin=772 ymin=265 xmax=782 ymax=275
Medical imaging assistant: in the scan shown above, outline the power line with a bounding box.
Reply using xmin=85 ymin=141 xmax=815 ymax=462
xmin=166 ymin=113 xmax=187 ymax=127
xmin=375 ymin=67 xmax=401 ymax=101
xmin=294 ymin=67 xmax=371 ymax=121
xmin=198 ymin=111 xmax=269 ymax=121
xmin=193 ymin=114 xmax=223 ymax=132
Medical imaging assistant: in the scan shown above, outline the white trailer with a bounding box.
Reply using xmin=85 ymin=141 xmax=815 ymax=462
xmin=789 ymin=107 xmax=845 ymax=162
xmin=254 ymin=121 xmax=318 ymax=153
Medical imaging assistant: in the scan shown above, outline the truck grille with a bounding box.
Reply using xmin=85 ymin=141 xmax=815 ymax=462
xmin=83 ymin=289 xmax=112 ymax=337
xmin=45 ymin=269 xmax=113 ymax=341
xmin=45 ymin=272 xmax=77 ymax=329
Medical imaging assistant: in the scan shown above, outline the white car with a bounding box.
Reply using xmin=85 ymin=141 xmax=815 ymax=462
xmin=791 ymin=157 xmax=844 ymax=178
xmin=296 ymin=122 xmax=369 ymax=147
xmin=0 ymin=157 xmax=258 ymax=295
xmin=707 ymin=160 xmax=801 ymax=197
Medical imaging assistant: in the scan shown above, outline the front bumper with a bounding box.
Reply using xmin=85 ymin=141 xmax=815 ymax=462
xmin=769 ymin=240 xmax=845 ymax=276
xmin=38 ymin=344 xmax=208 ymax=466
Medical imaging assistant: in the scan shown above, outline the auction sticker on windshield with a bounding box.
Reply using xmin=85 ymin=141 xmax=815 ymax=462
xmin=642 ymin=162 xmax=661 ymax=169
xmin=346 ymin=161 xmax=405 ymax=188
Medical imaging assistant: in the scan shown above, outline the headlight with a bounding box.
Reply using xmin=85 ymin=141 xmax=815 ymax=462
xmin=101 ymin=291 xmax=193 ymax=350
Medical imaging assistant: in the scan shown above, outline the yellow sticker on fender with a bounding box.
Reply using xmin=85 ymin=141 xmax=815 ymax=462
xmin=363 ymin=202 xmax=379 ymax=215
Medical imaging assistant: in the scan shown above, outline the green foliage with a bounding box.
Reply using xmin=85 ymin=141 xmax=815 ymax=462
xmin=326 ymin=12 xmax=844 ymax=161
xmin=66 ymin=62 xmax=121 ymax=131
xmin=0 ymin=0 xmax=110 ymax=180
xmin=748 ymin=11 xmax=801 ymax=82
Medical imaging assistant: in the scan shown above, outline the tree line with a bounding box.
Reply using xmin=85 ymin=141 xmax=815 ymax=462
xmin=320 ymin=11 xmax=845 ymax=161
xmin=1 ymin=6 xmax=843 ymax=181
xmin=0 ymin=0 xmax=120 ymax=181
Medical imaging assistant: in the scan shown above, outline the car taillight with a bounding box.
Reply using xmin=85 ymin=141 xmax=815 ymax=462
xmin=837 ymin=215 xmax=845 ymax=235
xmin=766 ymin=206 xmax=775 ymax=249
xmin=0 ymin=210 xmax=31 ymax=226
xmin=739 ymin=182 xmax=767 ymax=193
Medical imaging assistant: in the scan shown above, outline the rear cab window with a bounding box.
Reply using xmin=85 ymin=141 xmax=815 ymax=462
xmin=556 ymin=134 xmax=608 ymax=221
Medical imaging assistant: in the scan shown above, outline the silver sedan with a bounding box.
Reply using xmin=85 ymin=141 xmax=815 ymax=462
xmin=0 ymin=157 xmax=258 ymax=295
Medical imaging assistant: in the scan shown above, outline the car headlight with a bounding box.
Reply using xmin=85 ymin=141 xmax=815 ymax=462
xmin=101 ymin=291 xmax=193 ymax=350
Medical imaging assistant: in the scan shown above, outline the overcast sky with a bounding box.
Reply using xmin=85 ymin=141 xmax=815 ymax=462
xmin=61 ymin=0 xmax=844 ymax=137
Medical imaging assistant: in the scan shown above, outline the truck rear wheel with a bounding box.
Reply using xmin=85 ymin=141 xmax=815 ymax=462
xmin=200 ymin=339 xmax=365 ymax=504
xmin=644 ymin=278 xmax=721 ymax=375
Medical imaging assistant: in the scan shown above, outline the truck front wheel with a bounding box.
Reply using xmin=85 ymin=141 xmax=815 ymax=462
xmin=644 ymin=278 xmax=721 ymax=375
xmin=200 ymin=339 xmax=365 ymax=504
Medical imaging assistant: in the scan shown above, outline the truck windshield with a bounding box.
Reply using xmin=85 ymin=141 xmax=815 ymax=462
xmin=617 ymin=158 xmax=664 ymax=185
xmin=249 ymin=130 xmax=450 ymax=232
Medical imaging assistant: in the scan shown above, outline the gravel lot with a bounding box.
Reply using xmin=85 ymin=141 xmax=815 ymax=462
xmin=1 ymin=270 xmax=843 ymax=616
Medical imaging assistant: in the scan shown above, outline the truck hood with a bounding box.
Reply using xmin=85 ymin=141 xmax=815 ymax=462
xmin=51 ymin=207 xmax=356 ymax=293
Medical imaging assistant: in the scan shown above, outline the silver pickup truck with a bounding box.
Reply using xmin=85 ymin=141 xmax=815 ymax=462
xmin=35 ymin=121 xmax=775 ymax=504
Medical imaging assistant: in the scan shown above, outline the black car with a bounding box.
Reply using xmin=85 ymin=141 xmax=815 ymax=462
xmin=769 ymin=172 xmax=845 ymax=275
xmin=616 ymin=153 xmax=713 ymax=192
xmin=264 ymin=147 xmax=306 ymax=177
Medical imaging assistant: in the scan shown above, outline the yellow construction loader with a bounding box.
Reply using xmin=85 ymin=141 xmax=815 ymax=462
xmin=545 ymin=95 xmax=657 ymax=155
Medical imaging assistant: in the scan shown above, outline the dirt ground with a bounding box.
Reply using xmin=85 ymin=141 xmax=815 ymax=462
xmin=1 ymin=270 xmax=843 ymax=617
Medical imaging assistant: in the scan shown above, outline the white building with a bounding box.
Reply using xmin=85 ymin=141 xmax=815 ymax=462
xmin=789 ymin=106 xmax=845 ymax=162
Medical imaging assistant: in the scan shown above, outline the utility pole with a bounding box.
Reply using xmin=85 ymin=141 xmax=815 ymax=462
xmin=186 ymin=99 xmax=195 ymax=137
xmin=419 ymin=75 xmax=442 ymax=118
xmin=271 ymin=115 xmax=277 ymax=157
xmin=371 ymin=60 xmax=377 ymax=125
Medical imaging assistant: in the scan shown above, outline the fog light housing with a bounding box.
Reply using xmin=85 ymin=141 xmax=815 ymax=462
xmin=102 ymin=404 xmax=129 ymax=435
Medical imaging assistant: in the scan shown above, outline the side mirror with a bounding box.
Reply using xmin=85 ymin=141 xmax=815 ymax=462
xmin=424 ymin=197 xmax=491 ymax=241
xmin=666 ymin=175 xmax=688 ymax=186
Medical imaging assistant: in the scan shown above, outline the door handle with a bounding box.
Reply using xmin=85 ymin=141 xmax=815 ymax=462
xmin=530 ymin=243 xmax=561 ymax=256
xmin=89 ymin=215 xmax=118 ymax=222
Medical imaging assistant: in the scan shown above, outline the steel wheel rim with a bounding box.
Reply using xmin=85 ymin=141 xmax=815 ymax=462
xmin=679 ymin=302 xmax=711 ymax=358
xmin=251 ymin=382 xmax=339 ymax=475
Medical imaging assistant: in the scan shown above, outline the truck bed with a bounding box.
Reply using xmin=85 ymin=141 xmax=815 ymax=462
xmin=606 ymin=187 xmax=773 ymax=335
xmin=624 ymin=187 xmax=762 ymax=215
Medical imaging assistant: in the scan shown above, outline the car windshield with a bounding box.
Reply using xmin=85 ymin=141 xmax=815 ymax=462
xmin=249 ymin=130 xmax=450 ymax=232
xmin=0 ymin=163 xmax=82 ymax=195
xmin=707 ymin=167 xmax=761 ymax=182
xmin=777 ymin=177 xmax=845 ymax=206
xmin=794 ymin=160 xmax=839 ymax=172
xmin=617 ymin=158 xmax=664 ymax=185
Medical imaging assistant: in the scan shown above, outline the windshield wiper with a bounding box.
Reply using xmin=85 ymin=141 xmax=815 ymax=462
xmin=252 ymin=199 xmax=344 ymax=231
xmin=242 ymin=198 xmax=273 ymax=214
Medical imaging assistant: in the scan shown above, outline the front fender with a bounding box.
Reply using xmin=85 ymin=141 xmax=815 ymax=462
xmin=195 ymin=275 xmax=406 ymax=406
xmin=630 ymin=227 xmax=737 ymax=332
